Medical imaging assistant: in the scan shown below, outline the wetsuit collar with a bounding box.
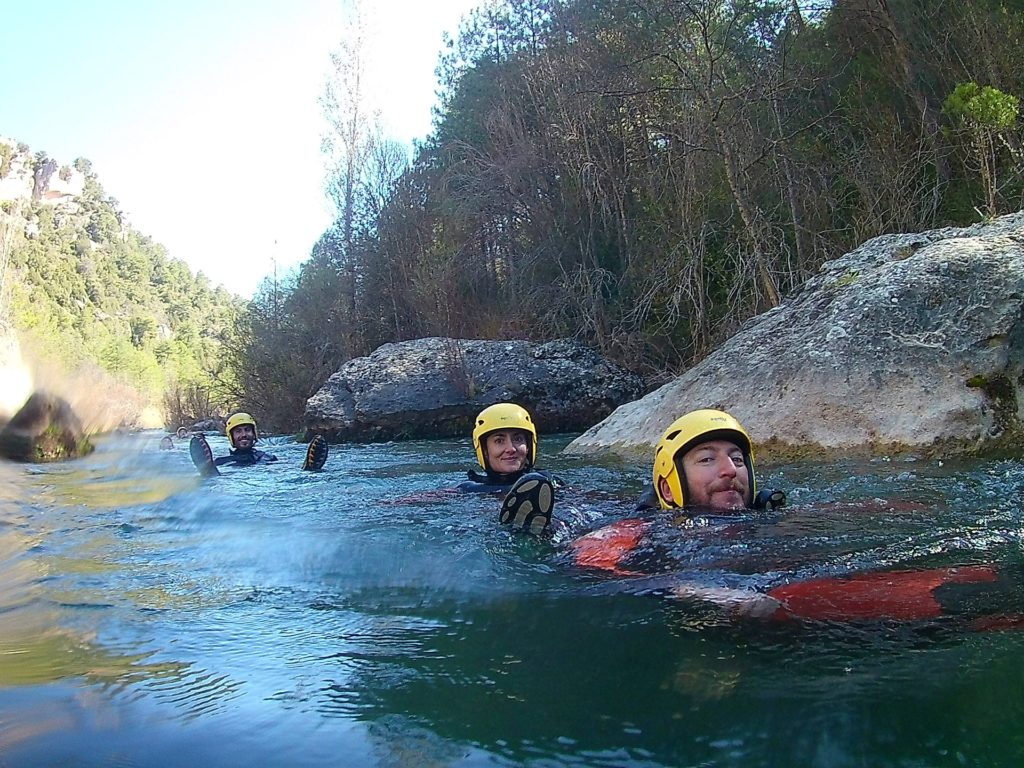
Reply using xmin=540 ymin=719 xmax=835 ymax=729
xmin=467 ymin=468 xmax=528 ymax=486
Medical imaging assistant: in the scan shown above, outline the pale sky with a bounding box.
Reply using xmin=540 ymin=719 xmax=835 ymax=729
xmin=0 ymin=0 xmax=480 ymax=298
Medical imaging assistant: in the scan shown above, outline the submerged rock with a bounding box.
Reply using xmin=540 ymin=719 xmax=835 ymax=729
xmin=0 ymin=391 xmax=94 ymax=462
xmin=303 ymin=337 xmax=645 ymax=442
xmin=567 ymin=211 xmax=1024 ymax=461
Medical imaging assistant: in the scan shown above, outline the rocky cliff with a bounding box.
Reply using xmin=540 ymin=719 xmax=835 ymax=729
xmin=0 ymin=137 xmax=85 ymax=206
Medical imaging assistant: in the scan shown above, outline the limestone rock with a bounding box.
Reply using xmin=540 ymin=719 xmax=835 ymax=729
xmin=0 ymin=137 xmax=84 ymax=206
xmin=566 ymin=211 xmax=1024 ymax=461
xmin=303 ymin=338 xmax=645 ymax=442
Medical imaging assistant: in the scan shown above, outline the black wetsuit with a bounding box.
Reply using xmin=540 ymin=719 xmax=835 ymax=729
xmin=576 ymin=489 xmax=1024 ymax=625
xmin=634 ymin=484 xmax=785 ymax=513
xmin=456 ymin=468 xmax=557 ymax=494
xmin=214 ymin=448 xmax=278 ymax=467
xmin=635 ymin=485 xmax=659 ymax=511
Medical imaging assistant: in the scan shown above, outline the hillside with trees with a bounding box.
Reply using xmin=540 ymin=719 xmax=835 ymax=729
xmin=11 ymin=1 xmax=1010 ymax=437
xmin=0 ymin=139 xmax=242 ymax=430
xmin=229 ymin=0 xmax=1023 ymax=433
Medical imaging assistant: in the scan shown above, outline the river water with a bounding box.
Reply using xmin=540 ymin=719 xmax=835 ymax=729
xmin=1 ymin=431 xmax=1023 ymax=767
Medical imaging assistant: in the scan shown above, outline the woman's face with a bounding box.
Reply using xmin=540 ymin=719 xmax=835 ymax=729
xmin=485 ymin=429 xmax=529 ymax=474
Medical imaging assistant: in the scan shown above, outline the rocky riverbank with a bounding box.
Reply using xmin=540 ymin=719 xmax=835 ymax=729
xmin=566 ymin=211 xmax=1024 ymax=462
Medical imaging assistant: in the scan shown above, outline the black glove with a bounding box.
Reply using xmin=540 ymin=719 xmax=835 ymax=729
xmin=753 ymin=488 xmax=786 ymax=510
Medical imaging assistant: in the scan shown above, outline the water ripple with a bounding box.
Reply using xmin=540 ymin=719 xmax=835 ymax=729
xmin=2 ymin=434 xmax=1024 ymax=766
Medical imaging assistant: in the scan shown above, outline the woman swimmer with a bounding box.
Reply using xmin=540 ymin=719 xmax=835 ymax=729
xmin=457 ymin=403 xmax=541 ymax=492
xmin=392 ymin=403 xmax=557 ymax=535
xmin=457 ymin=403 xmax=557 ymax=535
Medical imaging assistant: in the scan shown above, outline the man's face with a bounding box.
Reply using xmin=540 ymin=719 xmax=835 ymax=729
xmin=679 ymin=439 xmax=749 ymax=510
xmin=231 ymin=424 xmax=256 ymax=451
xmin=485 ymin=429 xmax=529 ymax=474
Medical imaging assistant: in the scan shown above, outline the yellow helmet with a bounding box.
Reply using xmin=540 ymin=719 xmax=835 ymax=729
xmin=652 ymin=409 xmax=755 ymax=509
xmin=472 ymin=403 xmax=537 ymax=471
xmin=225 ymin=412 xmax=258 ymax=448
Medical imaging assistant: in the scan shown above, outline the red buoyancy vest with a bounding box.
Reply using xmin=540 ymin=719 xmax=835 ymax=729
xmin=572 ymin=519 xmax=650 ymax=576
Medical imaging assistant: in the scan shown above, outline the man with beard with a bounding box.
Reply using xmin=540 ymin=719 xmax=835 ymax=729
xmin=570 ymin=409 xmax=1020 ymax=626
xmin=189 ymin=412 xmax=327 ymax=476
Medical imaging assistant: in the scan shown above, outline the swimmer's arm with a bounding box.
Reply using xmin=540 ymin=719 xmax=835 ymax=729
xmin=670 ymin=584 xmax=783 ymax=618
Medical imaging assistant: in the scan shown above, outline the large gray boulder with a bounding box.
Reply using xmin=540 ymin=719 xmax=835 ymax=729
xmin=566 ymin=211 xmax=1024 ymax=461
xmin=303 ymin=338 xmax=645 ymax=442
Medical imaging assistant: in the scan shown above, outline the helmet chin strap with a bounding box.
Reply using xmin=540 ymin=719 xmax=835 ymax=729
xmin=674 ymin=457 xmax=690 ymax=508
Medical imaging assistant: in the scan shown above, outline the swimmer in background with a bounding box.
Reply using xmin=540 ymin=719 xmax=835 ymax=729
xmin=189 ymin=412 xmax=327 ymax=477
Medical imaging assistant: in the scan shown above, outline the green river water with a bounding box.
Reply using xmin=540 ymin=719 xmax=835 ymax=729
xmin=0 ymin=431 xmax=1022 ymax=767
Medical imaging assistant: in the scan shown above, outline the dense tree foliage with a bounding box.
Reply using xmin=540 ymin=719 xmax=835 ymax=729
xmin=234 ymin=0 xmax=1024 ymax=430
xmin=217 ymin=230 xmax=353 ymax=432
xmin=0 ymin=142 xmax=242 ymax=428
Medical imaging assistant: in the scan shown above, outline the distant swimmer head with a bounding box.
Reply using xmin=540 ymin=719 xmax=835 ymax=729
xmin=653 ymin=409 xmax=755 ymax=510
xmin=159 ymin=436 xmax=174 ymax=450
xmin=226 ymin=412 xmax=259 ymax=449
xmin=472 ymin=403 xmax=537 ymax=474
